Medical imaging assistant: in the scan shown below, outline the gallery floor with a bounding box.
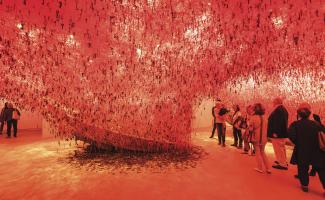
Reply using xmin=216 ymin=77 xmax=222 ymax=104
xmin=0 ymin=129 xmax=323 ymax=200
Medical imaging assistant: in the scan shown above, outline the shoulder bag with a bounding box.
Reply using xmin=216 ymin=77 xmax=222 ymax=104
xmin=319 ymin=132 xmax=325 ymax=151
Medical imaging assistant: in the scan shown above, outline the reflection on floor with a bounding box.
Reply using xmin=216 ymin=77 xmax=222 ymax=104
xmin=0 ymin=130 xmax=324 ymax=200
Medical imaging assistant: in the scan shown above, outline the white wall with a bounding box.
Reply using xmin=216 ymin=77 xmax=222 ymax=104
xmin=19 ymin=111 xmax=42 ymax=130
xmin=192 ymin=98 xmax=215 ymax=131
xmin=1 ymin=97 xmax=225 ymax=134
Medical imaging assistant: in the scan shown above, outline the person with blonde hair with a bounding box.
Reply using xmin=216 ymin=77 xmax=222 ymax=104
xmin=249 ymin=103 xmax=271 ymax=174
xmin=267 ymin=97 xmax=289 ymax=170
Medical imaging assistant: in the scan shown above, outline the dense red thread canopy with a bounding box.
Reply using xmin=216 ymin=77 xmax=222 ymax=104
xmin=0 ymin=0 xmax=324 ymax=151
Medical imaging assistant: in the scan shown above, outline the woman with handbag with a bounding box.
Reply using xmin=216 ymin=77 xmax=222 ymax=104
xmin=231 ymin=104 xmax=243 ymax=148
xmin=241 ymin=105 xmax=255 ymax=154
xmin=249 ymin=103 xmax=271 ymax=174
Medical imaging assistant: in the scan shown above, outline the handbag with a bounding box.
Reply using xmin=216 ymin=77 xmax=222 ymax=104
xmin=259 ymin=116 xmax=263 ymax=144
xmin=218 ymin=107 xmax=229 ymax=116
xmin=243 ymin=130 xmax=253 ymax=143
xmin=248 ymin=116 xmax=263 ymax=144
xmin=319 ymin=131 xmax=325 ymax=151
xmin=12 ymin=110 xmax=20 ymax=120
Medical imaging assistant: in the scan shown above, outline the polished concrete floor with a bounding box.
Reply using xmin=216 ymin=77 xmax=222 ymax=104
xmin=0 ymin=130 xmax=324 ymax=200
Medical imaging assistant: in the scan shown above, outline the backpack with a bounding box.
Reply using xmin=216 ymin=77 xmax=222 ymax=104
xmin=218 ymin=107 xmax=229 ymax=116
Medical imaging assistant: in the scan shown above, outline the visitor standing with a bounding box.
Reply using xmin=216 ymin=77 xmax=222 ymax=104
xmin=3 ymin=103 xmax=20 ymax=138
xmin=210 ymin=99 xmax=223 ymax=139
xmin=12 ymin=105 xmax=21 ymax=137
xmin=231 ymin=104 xmax=243 ymax=148
xmin=211 ymin=99 xmax=229 ymax=147
xmin=0 ymin=102 xmax=8 ymax=135
xmin=267 ymin=97 xmax=289 ymax=170
xmin=242 ymin=105 xmax=254 ymax=154
xmin=309 ymin=114 xmax=325 ymax=177
xmin=249 ymin=103 xmax=270 ymax=174
xmin=216 ymin=103 xmax=229 ymax=147
xmin=288 ymin=103 xmax=325 ymax=193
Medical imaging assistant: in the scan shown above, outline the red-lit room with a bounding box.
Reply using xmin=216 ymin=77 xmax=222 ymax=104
xmin=0 ymin=0 xmax=324 ymax=200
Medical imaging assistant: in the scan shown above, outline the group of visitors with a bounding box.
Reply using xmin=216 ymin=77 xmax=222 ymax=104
xmin=0 ymin=102 xmax=21 ymax=138
xmin=210 ymin=98 xmax=325 ymax=193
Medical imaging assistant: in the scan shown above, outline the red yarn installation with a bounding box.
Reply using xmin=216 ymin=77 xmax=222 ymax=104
xmin=0 ymin=0 xmax=324 ymax=151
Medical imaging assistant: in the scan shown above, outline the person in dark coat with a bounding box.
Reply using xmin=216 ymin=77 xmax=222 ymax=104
xmin=288 ymin=103 xmax=325 ymax=193
xmin=11 ymin=105 xmax=21 ymax=137
xmin=0 ymin=102 xmax=8 ymax=134
xmin=210 ymin=105 xmax=217 ymax=139
xmin=309 ymin=114 xmax=325 ymax=176
xmin=267 ymin=97 xmax=289 ymax=170
xmin=3 ymin=103 xmax=20 ymax=138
